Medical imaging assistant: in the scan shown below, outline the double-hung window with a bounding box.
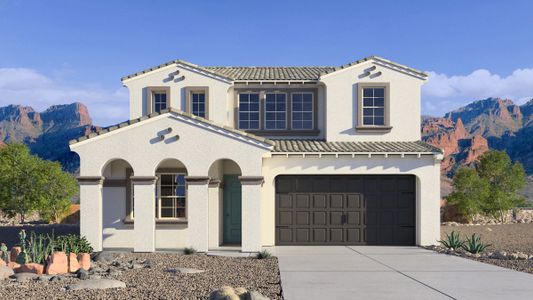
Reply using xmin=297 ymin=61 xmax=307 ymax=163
xmin=291 ymin=92 xmax=313 ymax=130
xmin=264 ymin=93 xmax=287 ymax=130
xmin=156 ymin=173 xmax=186 ymax=219
xmin=238 ymin=93 xmax=260 ymax=130
xmin=361 ymin=87 xmax=385 ymax=126
xmin=191 ymin=92 xmax=206 ymax=118
xmin=153 ymin=92 xmax=167 ymax=113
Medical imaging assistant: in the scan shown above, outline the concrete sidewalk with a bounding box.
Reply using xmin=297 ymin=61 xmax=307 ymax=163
xmin=273 ymin=246 xmax=533 ymax=300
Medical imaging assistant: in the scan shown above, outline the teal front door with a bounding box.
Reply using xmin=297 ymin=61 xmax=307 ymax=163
xmin=223 ymin=175 xmax=242 ymax=244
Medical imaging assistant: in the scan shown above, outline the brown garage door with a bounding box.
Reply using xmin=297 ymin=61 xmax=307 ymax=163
xmin=275 ymin=175 xmax=416 ymax=245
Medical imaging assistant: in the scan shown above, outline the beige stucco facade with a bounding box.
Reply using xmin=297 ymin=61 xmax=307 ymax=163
xmin=71 ymin=56 xmax=442 ymax=252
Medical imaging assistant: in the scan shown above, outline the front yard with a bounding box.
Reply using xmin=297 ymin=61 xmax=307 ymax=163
xmin=441 ymin=223 xmax=533 ymax=274
xmin=0 ymin=252 xmax=281 ymax=299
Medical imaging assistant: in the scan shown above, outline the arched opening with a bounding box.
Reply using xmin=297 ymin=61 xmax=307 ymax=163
xmin=208 ymin=159 xmax=242 ymax=246
xmin=154 ymin=159 xmax=188 ymax=220
xmin=100 ymin=158 xmax=134 ymax=249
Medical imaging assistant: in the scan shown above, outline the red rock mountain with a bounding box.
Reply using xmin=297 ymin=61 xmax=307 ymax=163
xmin=422 ymin=97 xmax=533 ymax=177
xmin=0 ymin=102 xmax=99 ymax=172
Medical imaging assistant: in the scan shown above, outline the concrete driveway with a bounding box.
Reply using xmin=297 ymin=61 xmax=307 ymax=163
xmin=273 ymin=246 xmax=533 ymax=300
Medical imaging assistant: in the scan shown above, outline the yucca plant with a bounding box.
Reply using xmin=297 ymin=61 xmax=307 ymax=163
xmin=438 ymin=231 xmax=464 ymax=250
xmin=462 ymin=234 xmax=491 ymax=254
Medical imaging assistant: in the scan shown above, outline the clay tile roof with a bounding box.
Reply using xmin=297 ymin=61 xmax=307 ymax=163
xmin=272 ymin=140 xmax=442 ymax=154
xmin=203 ymin=66 xmax=336 ymax=81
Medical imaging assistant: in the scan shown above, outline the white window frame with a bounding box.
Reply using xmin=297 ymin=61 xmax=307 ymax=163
xmin=238 ymin=92 xmax=261 ymax=130
xmin=357 ymin=83 xmax=390 ymax=129
xmin=156 ymin=173 xmax=187 ymax=220
xmin=191 ymin=91 xmax=206 ymax=118
xmin=264 ymin=92 xmax=288 ymax=130
xmin=291 ymin=92 xmax=314 ymax=130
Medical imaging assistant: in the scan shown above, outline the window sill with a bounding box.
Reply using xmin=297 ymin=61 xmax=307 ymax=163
xmin=355 ymin=126 xmax=392 ymax=132
xmin=246 ymin=129 xmax=320 ymax=136
xmin=123 ymin=218 xmax=188 ymax=225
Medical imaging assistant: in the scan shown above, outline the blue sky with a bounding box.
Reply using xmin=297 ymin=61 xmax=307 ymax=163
xmin=1 ymin=0 xmax=533 ymax=125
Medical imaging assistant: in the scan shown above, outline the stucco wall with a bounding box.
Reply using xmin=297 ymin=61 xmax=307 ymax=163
xmin=320 ymin=61 xmax=424 ymax=141
xmin=261 ymin=155 xmax=441 ymax=246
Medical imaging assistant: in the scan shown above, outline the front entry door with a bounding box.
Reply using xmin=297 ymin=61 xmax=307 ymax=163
xmin=223 ymin=175 xmax=242 ymax=244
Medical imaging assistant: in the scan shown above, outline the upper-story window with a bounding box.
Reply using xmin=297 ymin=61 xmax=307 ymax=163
xmin=357 ymin=83 xmax=390 ymax=130
xmin=191 ymin=92 xmax=206 ymax=118
xmin=265 ymin=93 xmax=287 ymax=130
xmin=362 ymin=87 xmax=385 ymax=126
xmin=291 ymin=92 xmax=313 ymax=130
xmin=153 ymin=92 xmax=168 ymax=113
xmin=238 ymin=93 xmax=260 ymax=130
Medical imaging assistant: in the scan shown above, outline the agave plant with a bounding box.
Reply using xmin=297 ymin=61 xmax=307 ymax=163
xmin=0 ymin=243 xmax=9 ymax=262
xmin=256 ymin=250 xmax=272 ymax=259
xmin=26 ymin=231 xmax=55 ymax=264
xmin=438 ymin=231 xmax=464 ymax=250
xmin=462 ymin=234 xmax=491 ymax=254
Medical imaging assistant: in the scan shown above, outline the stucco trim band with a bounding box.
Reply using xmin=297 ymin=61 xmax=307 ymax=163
xmin=238 ymin=176 xmax=264 ymax=185
xmin=130 ymin=176 xmax=158 ymax=185
xmin=185 ymin=176 xmax=210 ymax=185
xmin=77 ymin=176 xmax=105 ymax=185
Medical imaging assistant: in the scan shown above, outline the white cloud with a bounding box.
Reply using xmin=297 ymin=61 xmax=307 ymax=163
xmin=0 ymin=68 xmax=128 ymax=126
xmin=422 ymin=68 xmax=533 ymax=117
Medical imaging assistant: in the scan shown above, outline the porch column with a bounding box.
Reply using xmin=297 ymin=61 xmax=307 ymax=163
xmin=131 ymin=176 xmax=158 ymax=252
xmin=77 ymin=176 xmax=104 ymax=252
xmin=186 ymin=176 xmax=210 ymax=252
xmin=240 ymin=176 xmax=263 ymax=252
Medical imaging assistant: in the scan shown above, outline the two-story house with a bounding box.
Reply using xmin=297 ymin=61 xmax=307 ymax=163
xmin=70 ymin=56 xmax=443 ymax=253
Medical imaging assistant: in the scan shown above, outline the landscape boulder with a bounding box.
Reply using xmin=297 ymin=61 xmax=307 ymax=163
xmin=65 ymin=279 xmax=126 ymax=290
xmin=46 ymin=251 xmax=68 ymax=275
xmin=15 ymin=263 xmax=45 ymax=274
xmin=12 ymin=272 xmax=39 ymax=282
xmin=0 ymin=258 xmax=5 ymax=267
xmin=208 ymin=286 xmax=269 ymax=300
xmin=78 ymin=253 xmax=91 ymax=270
xmin=68 ymin=253 xmax=80 ymax=273
xmin=0 ymin=265 xmax=14 ymax=280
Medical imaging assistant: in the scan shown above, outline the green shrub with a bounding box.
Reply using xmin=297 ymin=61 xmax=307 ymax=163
xmin=462 ymin=234 xmax=491 ymax=254
xmin=438 ymin=231 xmax=465 ymax=250
xmin=26 ymin=231 xmax=55 ymax=264
xmin=54 ymin=234 xmax=93 ymax=254
xmin=184 ymin=247 xmax=197 ymax=255
xmin=256 ymin=250 xmax=272 ymax=259
xmin=0 ymin=243 xmax=8 ymax=262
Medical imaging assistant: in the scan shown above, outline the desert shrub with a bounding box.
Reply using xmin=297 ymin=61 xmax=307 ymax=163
xmin=184 ymin=247 xmax=197 ymax=255
xmin=447 ymin=168 xmax=489 ymax=223
xmin=54 ymin=234 xmax=93 ymax=254
xmin=26 ymin=231 xmax=55 ymax=264
xmin=256 ymin=250 xmax=272 ymax=259
xmin=462 ymin=234 xmax=491 ymax=254
xmin=438 ymin=231 xmax=464 ymax=250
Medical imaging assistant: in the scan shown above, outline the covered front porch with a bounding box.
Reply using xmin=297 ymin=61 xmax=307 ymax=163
xmin=70 ymin=109 xmax=273 ymax=253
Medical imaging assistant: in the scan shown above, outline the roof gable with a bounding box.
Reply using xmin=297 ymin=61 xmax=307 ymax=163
xmin=121 ymin=56 xmax=427 ymax=82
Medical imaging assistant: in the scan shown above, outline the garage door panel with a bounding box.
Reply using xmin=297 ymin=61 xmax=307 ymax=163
xmin=346 ymin=194 xmax=362 ymax=209
xmin=329 ymin=194 xmax=344 ymax=208
xmin=313 ymin=212 xmax=327 ymax=225
xmin=296 ymin=212 xmax=310 ymax=225
xmin=296 ymin=194 xmax=310 ymax=208
xmin=296 ymin=229 xmax=310 ymax=242
xmin=313 ymin=228 xmax=327 ymax=242
xmin=346 ymin=211 xmax=361 ymax=226
xmin=346 ymin=228 xmax=362 ymax=243
xmin=313 ymin=194 xmax=327 ymax=208
xmin=275 ymin=175 xmax=415 ymax=246
xmin=330 ymin=228 xmax=344 ymax=242
xmin=278 ymin=211 xmax=293 ymax=225
xmin=277 ymin=228 xmax=292 ymax=243
xmin=278 ymin=194 xmax=293 ymax=208
xmin=330 ymin=211 xmax=344 ymax=225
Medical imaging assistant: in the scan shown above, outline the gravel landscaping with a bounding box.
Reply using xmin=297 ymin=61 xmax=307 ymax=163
xmin=0 ymin=252 xmax=281 ymax=300
xmin=439 ymin=223 xmax=533 ymax=274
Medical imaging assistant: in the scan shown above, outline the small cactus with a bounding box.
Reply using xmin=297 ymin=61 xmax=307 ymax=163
xmin=16 ymin=250 xmax=31 ymax=265
xmin=0 ymin=243 xmax=8 ymax=262
xmin=19 ymin=229 xmax=27 ymax=250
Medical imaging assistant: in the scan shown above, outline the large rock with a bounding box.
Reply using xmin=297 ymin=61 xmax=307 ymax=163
xmin=207 ymin=286 xmax=269 ymax=300
xmin=66 ymin=279 xmax=126 ymax=290
xmin=93 ymin=251 xmax=115 ymax=263
xmin=78 ymin=253 xmax=91 ymax=270
xmin=15 ymin=263 xmax=45 ymax=274
xmin=68 ymin=253 xmax=80 ymax=273
xmin=0 ymin=265 xmax=14 ymax=280
xmin=167 ymin=267 xmax=205 ymax=274
xmin=12 ymin=272 xmax=39 ymax=282
xmin=46 ymin=251 xmax=68 ymax=275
